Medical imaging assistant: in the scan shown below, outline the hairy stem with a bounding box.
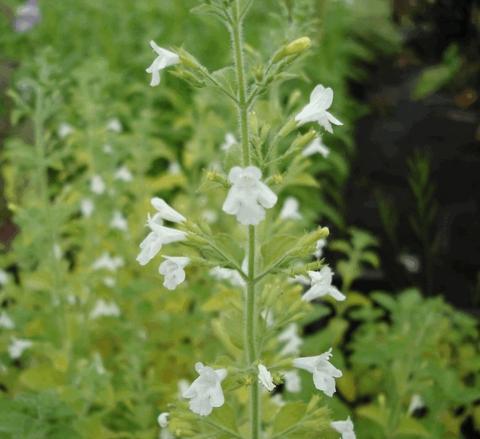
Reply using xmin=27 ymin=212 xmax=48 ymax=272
xmin=231 ymin=1 xmax=261 ymax=437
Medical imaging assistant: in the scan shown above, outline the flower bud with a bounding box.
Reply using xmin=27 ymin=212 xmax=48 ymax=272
xmin=206 ymin=170 xmax=229 ymax=188
xmin=292 ymin=129 xmax=316 ymax=151
xmin=273 ymin=37 xmax=312 ymax=62
xmin=178 ymin=48 xmax=203 ymax=70
xmin=278 ymin=119 xmax=297 ymax=138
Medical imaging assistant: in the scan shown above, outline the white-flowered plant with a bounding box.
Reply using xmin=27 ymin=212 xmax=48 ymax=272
xmin=302 ymin=266 xmax=346 ymax=302
xmin=294 ymin=348 xmax=343 ymax=397
xmin=222 ymin=166 xmax=277 ymax=226
xmin=146 ymin=41 xmax=180 ymax=87
xmin=331 ymin=416 xmax=356 ymax=439
xmin=182 ymin=362 xmax=227 ymax=416
xmin=135 ymin=2 xmax=355 ymax=437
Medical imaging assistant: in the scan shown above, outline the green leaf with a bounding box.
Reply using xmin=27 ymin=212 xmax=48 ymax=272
xmin=273 ymin=402 xmax=306 ymax=434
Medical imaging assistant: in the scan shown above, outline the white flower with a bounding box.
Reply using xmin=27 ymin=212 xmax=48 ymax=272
xmin=279 ymin=197 xmax=302 ymax=220
xmin=293 ymin=348 xmax=342 ymax=397
xmin=261 ymin=310 xmax=274 ymax=328
xmin=92 ymin=253 xmax=124 ymax=272
xmin=302 ymin=136 xmax=330 ymax=158
xmin=90 ymin=175 xmax=106 ymax=195
xmin=103 ymin=276 xmax=116 ymax=288
xmin=399 ymin=253 xmax=421 ymax=274
xmin=151 ymin=197 xmax=186 ymax=223
xmin=53 ymin=244 xmax=62 ymax=260
xmin=103 ymin=144 xmax=113 ymax=154
xmin=115 ymin=166 xmax=133 ymax=182
xmin=302 ymin=266 xmax=346 ymax=302
xmin=278 ymin=323 xmax=303 ymax=356
xmin=106 ymin=118 xmax=122 ymax=133
xmin=0 ymin=269 xmax=9 ymax=286
xmin=271 ymin=394 xmax=286 ymax=407
xmin=168 ymin=162 xmax=181 ymax=175
xmin=110 ymin=211 xmax=128 ymax=231
xmin=14 ymin=0 xmax=40 ymax=33
xmin=0 ymin=312 xmax=14 ymax=329
xmin=408 ymin=394 xmax=425 ymax=415
xmin=8 ymin=338 xmax=32 ymax=359
xmin=258 ymin=364 xmax=276 ymax=391
xmin=159 ymin=256 xmax=190 ymax=290
xmin=314 ymin=239 xmax=326 ymax=259
xmin=221 ymin=133 xmax=237 ymax=151
xmin=58 ymin=123 xmax=73 ymax=139
xmin=178 ymin=379 xmax=190 ymax=397
xmin=202 ymin=209 xmax=218 ymax=224
xmin=331 ymin=417 xmax=356 ymax=439
xmin=223 ymin=166 xmax=277 ymax=226
xmin=157 ymin=412 xmax=169 ymax=428
xmin=80 ymin=198 xmax=94 ymax=218
xmin=284 ymin=370 xmax=301 ymax=393
xmin=295 ymin=85 xmax=343 ymax=133
xmin=146 ymin=41 xmax=180 ymax=87
xmin=90 ymin=300 xmax=120 ymax=319
xmin=209 ymin=267 xmax=245 ymax=287
xmin=183 ymin=362 xmax=227 ymax=416
xmin=136 ymin=199 xmax=187 ymax=266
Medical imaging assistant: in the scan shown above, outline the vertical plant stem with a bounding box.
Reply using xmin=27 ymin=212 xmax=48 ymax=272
xmin=231 ymin=1 xmax=260 ymax=437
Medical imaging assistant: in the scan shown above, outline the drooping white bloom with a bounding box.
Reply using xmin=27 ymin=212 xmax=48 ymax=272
xmin=223 ymin=166 xmax=277 ymax=226
xmin=302 ymin=266 xmax=346 ymax=302
xmin=258 ymin=364 xmax=276 ymax=391
xmin=146 ymin=41 xmax=180 ymax=87
xmin=106 ymin=118 xmax=122 ymax=133
xmin=408 ymin=394 xmax=425 ymax=415
xmin=0 ymin=269 xmax=9 ymax=286
xmin=92 ymin=253 xmax=124 ymax=272
xmin=151 ymin=198 xmax=186 ymax=223
xmin=294 ymin=348 xmax=342 ymax=397
xmin=58 ymin=123 xmax=73 ymax=139
xmin=221 ymin=133 xmax=237 ymax=151
xmin=209 ymin=267 xmax=245 ymax=287
xmin=295 ymin=85 xmax=343 ymax=133
xmin=136 ymin=199 xmax=187 ymax=266
xmin=8 ymin=338 xmax=32 ymax=359
xmin=284 ymin=370 xmax=301 ymax=393
xmin=159 ymin=256 xmax=190 ymax=290
xmin=115 ymin=166 xmax=133 ymax=182
xmin=90 ymin=299 xmax=120 ymax=319
xmin=271 ymin=394 xmax=286 ymax=407
xmin=14 ymin=0 xmax=40 ymax=33
xmin=314 ymin=239 xmax=327 ymax=259
xmin=0 ymin=312 xmax=14 ymax=329
xmin=110 ymin=211 xmax=128 ymax=231
xmin=90 ymin=175 xmax=106 ymax=195
xmin=183 ymin=362 xmax=227 ymax=416
xmin=279 ymin=197 xmax=302 ymax=220
xmin=80 ymin=198 xmax=94 ymax=218
xmin=157 ymin=412 xmax=169 ymax=428
xmin=331 ymin=416 xmax=356 ymax=439
xmin=302 ymin=136 xmax=330 ymax=158
xmin=278 ymin=323 xmax=303 ymax=356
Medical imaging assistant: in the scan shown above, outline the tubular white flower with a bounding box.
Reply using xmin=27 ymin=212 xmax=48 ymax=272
xmin=279 ymin=197 xmax=302 ymax=220
xmin=8 ymin=338 xmax=32 ymax=359
xmin=210 ymin=266 xmax=245 ymax=287
xmin=58 ymin=122 xmax=73 ymax=139
xmin=302 ymin=266 xmax=346 ymax=302
xmin=221 ymin=132 xmax=237 ymax=151
xmin=331 ymin=416 xmax=356 ymax=439
xmin=90 ymin=300 xmax=121 ymax=319
xmin=92 ymin=253 xmax=124 ymax=272
xmin=159 ymin=256 xmax=190 ymax=290
xmin=408 ymin=394 xmax=425 ymax=415
xmin=90 ymin=175 xmax=106 ymax=195
xmin=278 ymin=323 xmax=303 ymax=356
xmin=258 ymin=364 xmax=276 ymax=391
xmin=295 ymin=85 xmax=343 ymax=133
xmin=182 ymin=362 xmax=227 ymax=416
xmin=106 ymin=118 xmax=122 ymax=133
xmin=0 ymin=312 xmax=14 ymax=330
xmin=284 ymin=370 xmax=301 ymax=393
xmin=151 ymin=197 xmax=186 ymax=223
xmin=146 ymin=41 xmax=180 ymax=87
xmin=115 ymin=166 xmax=133 ymax=182
xmin=293 ymin=348 xmax=342 ymax=397
xmin=157 ymin=412 xmax=169 ymax=428
xmin=314 ymin=239 xmax=327 ymax=259
xmin=302 ymin=136 xmax=330 ymax=158
xmin=110 ymin=211 xmax=128 ymax=231
xmin=80 ymin=198 xmax=94 ymax=218
xmin=222 ymin=166 xmax=277 ymax=226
